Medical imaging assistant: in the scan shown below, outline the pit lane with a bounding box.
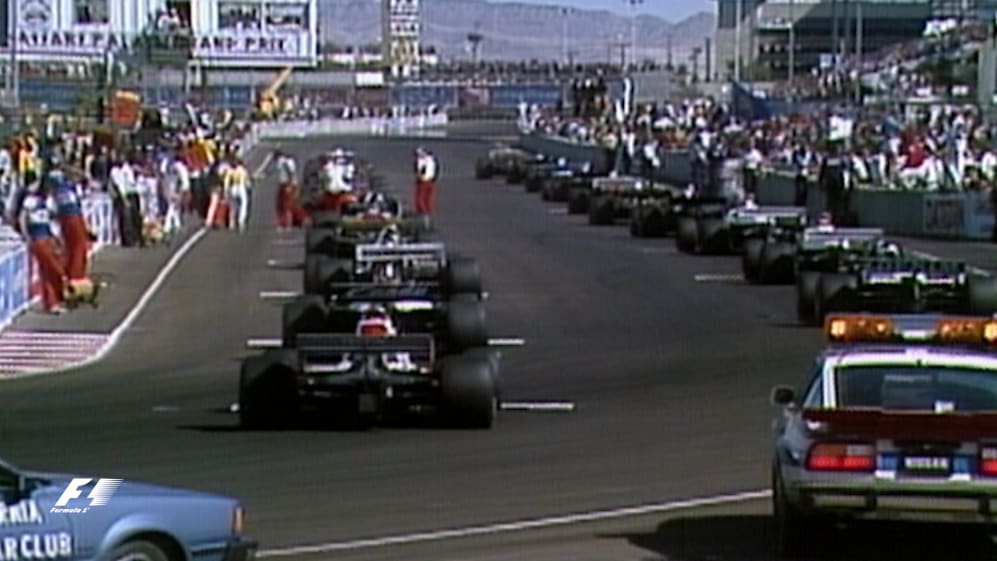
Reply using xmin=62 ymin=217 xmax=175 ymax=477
xmin=0 ymin=126 xmax=987 ymax=560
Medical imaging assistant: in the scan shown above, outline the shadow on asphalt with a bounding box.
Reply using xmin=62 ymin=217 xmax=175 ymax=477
xmin=608 ymin=514 xmax=997 ymax=561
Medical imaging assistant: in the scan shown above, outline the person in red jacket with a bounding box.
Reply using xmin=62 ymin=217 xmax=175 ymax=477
xmin=19 ymin=182 xmax=66 ymax=314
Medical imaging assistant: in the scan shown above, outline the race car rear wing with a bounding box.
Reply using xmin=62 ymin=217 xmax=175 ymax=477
xmin=355 ymin=243 xmax=447 ymax=265
xmin=311 ymin=214 xmax=431 ymax=233
xmin=726 ymin=206 xmax=806 ymax=227
xmin=330 ymin=283 xmax=443 ymax=303
xmin=799 ymin=227 xmax=884 ymax=251
xmin=592 ymin=177 xmax=647 ymax=193
xmin=296 ymin=334 xmax=435 ymax=366
xmin=855 ymin=256 xmax=966 ymax=275
xmin=802 ymin=408 xmax=997 ymax=442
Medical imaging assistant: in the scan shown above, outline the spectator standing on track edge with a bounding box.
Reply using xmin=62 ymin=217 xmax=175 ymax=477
xmin=110 ymin=154 xmax=143 ymax=247
xmin=414 ymin=147 xmax=438 ymax=215
xmin=273 ymin=150 xmax=303 ymax=229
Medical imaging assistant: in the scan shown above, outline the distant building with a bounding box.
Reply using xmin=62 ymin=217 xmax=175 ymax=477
xmin=712 ymin=0 xmax=982 ymax=82
xmin=381 ymin=0 xmax=420 ymax=78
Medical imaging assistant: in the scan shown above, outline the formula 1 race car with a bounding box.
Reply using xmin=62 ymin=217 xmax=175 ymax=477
xmin=523 ymin=158 xmax=593 ymax=193
xmin=576 ymin=176 xmax=682 ymax=228
xmin=474 ymin=146 xmax=539 ymax=181
xmin=540 ymin=167 xmax=599 ymax=202
xmin=676 ymin=202 xmax=806 ymax=255
xmin=740 ymin=221 xmax=858 ymax=285
xmin=305 ymin=214 xmax=433 ymax=257
xmin=303 ymin=240 xmax=483 ymax=298
xmin=801 ymin=249 xmax=997 ymax=325
xmin=282 ymin=286 xmax=490 ymax=356
xmin=240 ymin=329 xmax=500 ymax=429
xmin=771 ymin=313 xmax=997 ymax=557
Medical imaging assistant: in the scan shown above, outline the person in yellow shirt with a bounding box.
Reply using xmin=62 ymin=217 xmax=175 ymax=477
xmin=223 ymin=156 xmax=250 ymax=232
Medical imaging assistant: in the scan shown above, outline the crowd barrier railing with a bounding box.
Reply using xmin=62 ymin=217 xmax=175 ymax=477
xmin=0 ymin=233 xmax=31 ymax=330
xmin=517 ymin=131 xmax=996 ymax=241
xmin=252 ymin=114 xmax=449 ymax=140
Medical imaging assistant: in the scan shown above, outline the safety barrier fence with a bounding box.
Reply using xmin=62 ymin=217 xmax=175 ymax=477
xmin=0 ymin=112 xmax=447 ymax=327
xmin=517 ymin=132 xmax=996 ymax=241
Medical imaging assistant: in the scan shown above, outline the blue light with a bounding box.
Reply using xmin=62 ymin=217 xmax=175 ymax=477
xmin=954 ymin=457 xmax=971 ymax=474
xmin=878 ymin=454 xmax=898 ymax=471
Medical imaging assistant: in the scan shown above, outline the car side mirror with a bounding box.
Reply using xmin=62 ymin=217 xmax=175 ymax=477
xmin=770 ymin=385 xmax=796 ymax=406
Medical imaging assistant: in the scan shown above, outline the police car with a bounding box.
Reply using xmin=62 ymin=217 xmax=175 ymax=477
xmin=771 ymin=314 xmax=997 ymax=557
xmin=0 ymin=457 xmax=254 ymax=561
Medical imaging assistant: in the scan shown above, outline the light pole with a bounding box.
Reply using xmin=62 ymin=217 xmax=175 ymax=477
xmin=9 ymin=0 xmax=18 ymax=109
xmin=788 ymin=0 xmax=795 ymax=84
xmin=561 ymin=7 xmax=570 ymax=65
xmin=623 ymin=0 xmax=643 ymax=70
xmin=734 ymin=0 xmax=742 ymax=82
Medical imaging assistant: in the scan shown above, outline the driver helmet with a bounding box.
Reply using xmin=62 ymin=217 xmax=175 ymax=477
xmin=556 ymin=157 xmax=567 ymax=167
xmin=743 ymin=194 xmax=758 ymax=210
xmin=816 ymin=212 xmax=835 ymax=232
xmin=356 ymin=306 xmax=397 ymax=337
xmin=379 ymin=224 xmax=401 ymax=245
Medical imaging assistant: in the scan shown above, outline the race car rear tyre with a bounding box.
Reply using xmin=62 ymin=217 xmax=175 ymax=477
xmin=461 ymin=348 xmax=503 ymax=401
xmin=446 ymin=301 xmax=488 ymax=352
xmin=305 ymin=228 xmax=337 ymax=256
xmin=676 ymin=216 xmax=698 ymax=253
xmin=796 ymin=271 xmax=821 ymax=323
xmin=696 ymin=217 xmax=726 ymax=254
xmin=967 ymin=275 xmax=997 ymax=315
xmin=814 ymin=273 xmax=857 ymax=323
xmin=282 ymin=295 xmax=329 ymax=347
xmin=567 ymin=191 xmax=589 ymax=214
xmin=629 ymin=208 xmax=645 ymax=237
xmin=445 ymin=257 xmax=483 ymax=296
xmin=304 ymin=255 xmax=352 ymax=294
xmin=441 ymin=357 xmax=498 ymax=429
xmin=540 ymin=180 xmax=552 ymax=201
xmin=240 ymin=351 xmax=299 ymax=429
xmin=638 ymin=207 xmax=668 ymax=238
xmin=760 ymin=241 xmax=797 ymax=284
xmin=742 ymin=238 xmax=765 ymax=283
xmin=588 ymin=197 xmax=614 ymax=226
xmin=525 ymin=175 xmax=542 ymax=193
xmin=106 ymin=540 xmax=169 ymax=561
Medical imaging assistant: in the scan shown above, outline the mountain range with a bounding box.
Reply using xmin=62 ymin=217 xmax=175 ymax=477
xmin=318 ymin=0 xmax=715 ymax=64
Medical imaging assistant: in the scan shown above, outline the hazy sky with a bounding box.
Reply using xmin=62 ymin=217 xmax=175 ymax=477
xmin=496 ymin=0 xmax=714 ymax=22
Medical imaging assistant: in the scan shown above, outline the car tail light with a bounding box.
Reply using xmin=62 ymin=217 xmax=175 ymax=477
xmin=980 ymin=447 xmax=997 ymax=476
xmin=806 ymin=443 xmax=875 ymax=472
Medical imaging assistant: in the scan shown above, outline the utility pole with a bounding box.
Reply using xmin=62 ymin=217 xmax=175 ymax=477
xmin=704 ymin=37 xmax=711 ymax=82
xmin=624 ymin=0 xmax=643 ymax=70
xmin=667 ymin=35 xmax=673 ymax=69
xmin=561 ymin=8 xmax=569 ymax=65
xmin=831 ymin=0 xmax=839 ymax=69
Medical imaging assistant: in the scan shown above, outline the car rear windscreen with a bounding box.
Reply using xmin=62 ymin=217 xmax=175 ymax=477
xmin=836 ymin=365 xmax=997 ymax=412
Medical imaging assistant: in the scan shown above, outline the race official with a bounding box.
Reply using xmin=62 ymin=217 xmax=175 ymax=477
xmin=413 ymin=147 xmax=438 ymax=215
xmin=19 ymin=183 xmax=66 ymax=314
xmin=163 ymin=151 xmax=190 ymax=238
xmin=273 ymin=150 xmax=301 ymax=229
xmin=319 ymin=151 xmax=356 ymax=213
xmin=49 ymin=159 xmax=91 ymax=285
xmin=224 ymin=157 xmax=251 ymax=232
xmin=109 ymin=156 xmax=142 ymax=247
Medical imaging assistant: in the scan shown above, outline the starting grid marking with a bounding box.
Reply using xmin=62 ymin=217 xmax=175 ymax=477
xmin=0 ymin=331 xmax=110 ymax=376
xmin=693 ymin=273 xmax=745 ymax=283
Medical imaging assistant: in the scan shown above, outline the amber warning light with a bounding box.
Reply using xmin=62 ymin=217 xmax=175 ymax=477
xmin=824 ymin=314 xmax=997 ymax=345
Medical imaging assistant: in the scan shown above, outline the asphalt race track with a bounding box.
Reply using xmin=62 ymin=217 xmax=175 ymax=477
xmin=1 ymin=126 xmax=996 ymax=560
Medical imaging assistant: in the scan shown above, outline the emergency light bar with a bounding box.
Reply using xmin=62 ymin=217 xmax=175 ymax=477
xmin=355 ymin=243 xmax=447 ymax=264
xmin=825 ymin=314 xmax=997 ymax=345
